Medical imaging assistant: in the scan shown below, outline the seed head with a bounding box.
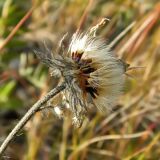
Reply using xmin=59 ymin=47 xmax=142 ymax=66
xmin=35 ymin=25 xmax=128 ymax=127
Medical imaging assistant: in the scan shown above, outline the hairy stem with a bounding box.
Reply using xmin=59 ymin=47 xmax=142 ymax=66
xmin=0 ymin=82 xmax=66 ymax=156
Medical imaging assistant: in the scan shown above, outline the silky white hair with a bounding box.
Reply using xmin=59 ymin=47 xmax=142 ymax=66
xmin=67 ymin=32 xmax=125 ymax=112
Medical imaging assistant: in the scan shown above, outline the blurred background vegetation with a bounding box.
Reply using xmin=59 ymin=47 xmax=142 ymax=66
xmin=0 ymin=0 xmax=160 ymax=160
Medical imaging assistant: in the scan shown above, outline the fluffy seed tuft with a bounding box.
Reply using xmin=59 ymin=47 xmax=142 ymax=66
xmin=35 ymin=23 xmax=128 ymax=127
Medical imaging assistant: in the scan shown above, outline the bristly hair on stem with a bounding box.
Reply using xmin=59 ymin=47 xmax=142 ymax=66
xmin=34 ymin=18 xmax=129 ymax=127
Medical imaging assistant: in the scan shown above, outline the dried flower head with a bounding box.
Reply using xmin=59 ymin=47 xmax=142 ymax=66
xmin=35 ymin=19 xmax=128 ymax=127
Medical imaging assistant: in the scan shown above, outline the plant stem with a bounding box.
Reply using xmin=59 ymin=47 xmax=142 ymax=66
xmin=0 ymin=82 xmax=66 ymax=157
